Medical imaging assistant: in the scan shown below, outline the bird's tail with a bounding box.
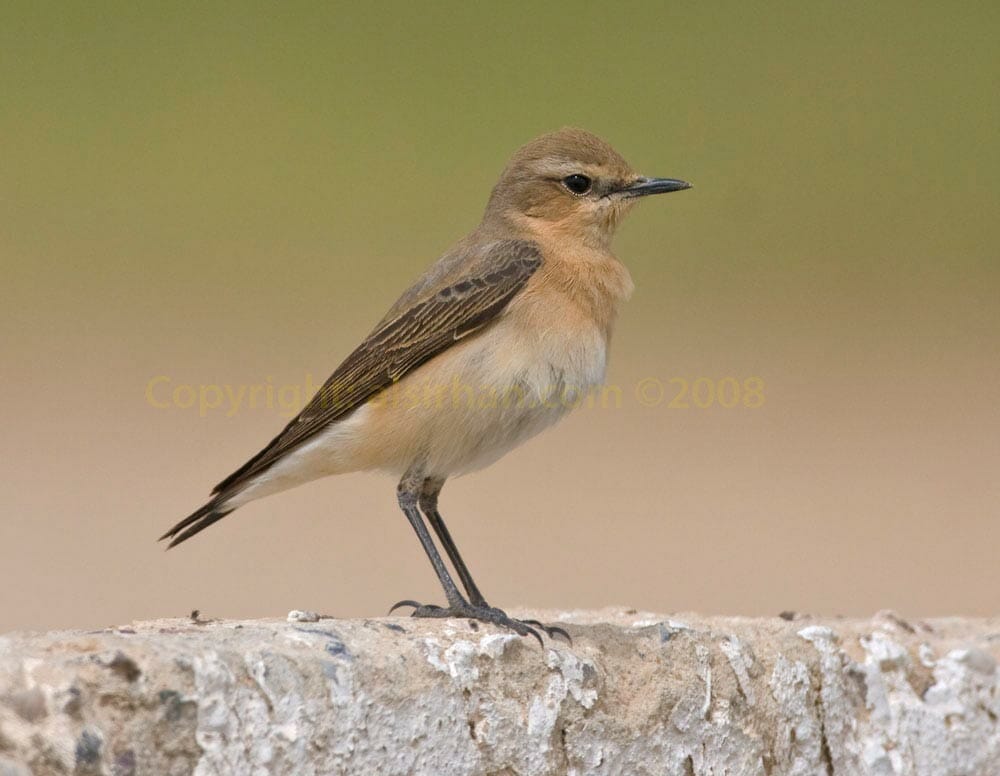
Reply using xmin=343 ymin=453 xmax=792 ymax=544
xmin=159 ymin=495 xmax=237 ymax=549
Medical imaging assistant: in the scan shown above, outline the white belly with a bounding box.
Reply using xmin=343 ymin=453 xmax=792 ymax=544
xmin=224 ymin=312 xmax=608 ymax=508
xmin=375 ymin=312 xmax=609 ymax=477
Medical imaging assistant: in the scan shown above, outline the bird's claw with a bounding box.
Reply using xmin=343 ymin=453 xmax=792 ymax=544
xmin=388 ymin=599 xmax=424 ymax=614
xmin=388 ymin=600 xmax=570 ymax=646
xmin=521 ymin=618 xmax=572 ymax=644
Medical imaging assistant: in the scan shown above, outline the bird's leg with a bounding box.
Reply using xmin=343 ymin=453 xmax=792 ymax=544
xmin=418 ymin=477 xmax=489 ymax=608
xmin=389 ymin=470 xmax=569 ymax=645
xmin=392 ymin=467 xmax=467 ymax=612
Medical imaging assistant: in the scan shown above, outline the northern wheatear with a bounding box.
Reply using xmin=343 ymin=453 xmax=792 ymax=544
xmin=161 ymin=128 xmax=690 ymax=642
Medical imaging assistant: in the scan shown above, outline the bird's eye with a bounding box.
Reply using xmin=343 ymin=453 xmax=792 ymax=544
xmin=562 ymin=174 xmax=592 ymax=195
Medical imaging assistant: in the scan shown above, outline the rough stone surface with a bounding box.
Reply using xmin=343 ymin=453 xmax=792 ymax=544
xmin=1 ymin=609 xmax=998 ymax=775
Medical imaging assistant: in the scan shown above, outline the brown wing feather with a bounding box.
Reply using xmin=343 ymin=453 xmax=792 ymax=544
xmin=210 ymin=240 xmax=542 ymax=496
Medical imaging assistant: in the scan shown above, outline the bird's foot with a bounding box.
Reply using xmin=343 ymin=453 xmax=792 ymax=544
xmin=388 ymin=600 xmax=570 ymax=645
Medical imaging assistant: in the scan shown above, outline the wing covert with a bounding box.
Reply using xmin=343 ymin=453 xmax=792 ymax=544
xmin=211 ymin=239 xmax=542 ymax=495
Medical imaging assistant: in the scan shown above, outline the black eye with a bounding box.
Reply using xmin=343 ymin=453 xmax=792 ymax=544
xmin=562 ymin=174 xmax=592 ymax=195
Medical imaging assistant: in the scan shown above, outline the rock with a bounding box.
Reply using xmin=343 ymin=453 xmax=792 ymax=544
xmin=0 ymin=610 xmax=998 ymax=775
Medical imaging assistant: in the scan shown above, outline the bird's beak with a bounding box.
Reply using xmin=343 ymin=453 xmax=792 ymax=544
xmin=618 ymin=177 xmax=692 ymax=198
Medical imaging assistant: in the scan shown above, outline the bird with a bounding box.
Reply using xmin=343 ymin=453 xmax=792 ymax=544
xmin=160 ymin=128 xmax=691 ymax=643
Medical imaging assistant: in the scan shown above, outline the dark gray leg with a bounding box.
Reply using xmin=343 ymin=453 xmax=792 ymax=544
xmin=419 ymin=477 xmax=488 ymax=608
xmin=389 ymin=467 xmax=554 ymax=644
xmin=394 ymin=467 xmax=466 ymax=611
xmin=388 ymin=469 xmax=570 ymax=645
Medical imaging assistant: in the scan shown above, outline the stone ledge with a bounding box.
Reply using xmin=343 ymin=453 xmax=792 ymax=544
xmin=1 ymin=609 xmax=998 ymax=775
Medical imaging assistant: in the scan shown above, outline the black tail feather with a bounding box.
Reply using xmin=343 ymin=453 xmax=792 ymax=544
xmin=159 ymin=498 xmax=236 ymax=548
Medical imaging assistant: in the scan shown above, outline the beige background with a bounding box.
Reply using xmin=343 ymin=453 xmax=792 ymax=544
xmin=2 ymin=2 xmax=998 ymax=633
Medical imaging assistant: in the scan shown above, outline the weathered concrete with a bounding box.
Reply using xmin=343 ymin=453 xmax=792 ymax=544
xmin=1 ymin=609 xmax=998 ymax=775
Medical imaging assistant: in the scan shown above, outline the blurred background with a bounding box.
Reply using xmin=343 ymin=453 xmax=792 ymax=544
xmin=2 ymin=2 xmax=997 ymax=633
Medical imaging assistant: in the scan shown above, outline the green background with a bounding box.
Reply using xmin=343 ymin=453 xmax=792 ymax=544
xmin=2 ymin=2 xmax=998 ymax=631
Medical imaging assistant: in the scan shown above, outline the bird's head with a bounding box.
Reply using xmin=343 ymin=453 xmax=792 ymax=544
xmin=484 ymin=128 xmax=690 ymax=247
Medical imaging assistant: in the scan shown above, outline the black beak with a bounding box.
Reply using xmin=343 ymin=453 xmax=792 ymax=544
xmin=619 ymin=177 xmax=692 ymax=198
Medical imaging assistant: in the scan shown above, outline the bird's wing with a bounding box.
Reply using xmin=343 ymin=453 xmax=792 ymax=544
xmin=210 ymin=239 xmax=542 ymax=496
